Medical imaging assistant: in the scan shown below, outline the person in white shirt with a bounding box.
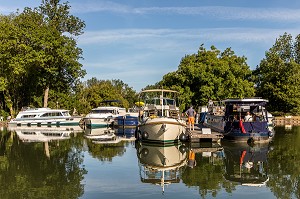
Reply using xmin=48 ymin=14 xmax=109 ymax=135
xmin=244 ymin=112 xmax=252 ymax=122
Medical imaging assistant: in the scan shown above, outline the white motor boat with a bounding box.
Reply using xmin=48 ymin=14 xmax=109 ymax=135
xmin=137 ymin=89 xmax=187 ymax=143
xmin=8 ymin=107 xmax=81 ymax=127
xmin=82 ymin=106 xmax=127 ymax=129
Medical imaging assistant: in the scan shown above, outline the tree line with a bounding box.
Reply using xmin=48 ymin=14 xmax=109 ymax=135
xmin=1 ymin=0 xmax=300 ymax=118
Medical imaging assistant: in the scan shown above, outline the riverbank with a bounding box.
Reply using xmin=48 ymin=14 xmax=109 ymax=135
xmin=0 ymin=121 xmax=8 ymax=127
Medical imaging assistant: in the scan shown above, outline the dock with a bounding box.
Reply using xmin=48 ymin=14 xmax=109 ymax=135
xmin=274 ymin=116 xmax=300 ymax=126
xmin=187 ymin=124 xmax=223 ymax=143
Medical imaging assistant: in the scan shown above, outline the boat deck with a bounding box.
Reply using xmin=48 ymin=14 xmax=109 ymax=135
xmin=187 ymin=124 xmax=223 ymax=143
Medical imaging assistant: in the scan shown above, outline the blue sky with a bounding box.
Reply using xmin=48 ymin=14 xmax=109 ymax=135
xmin=1 ymin=0 xmax=300 ymax=91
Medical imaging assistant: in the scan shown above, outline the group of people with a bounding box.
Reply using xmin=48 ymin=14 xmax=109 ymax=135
xmin=233 ymin=111 xmax=260 ymax=122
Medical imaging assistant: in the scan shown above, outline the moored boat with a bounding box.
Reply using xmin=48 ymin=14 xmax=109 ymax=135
xmin=203 ymin=98 xmax=274 ymax=143
xmin=137 ymin=89 xmax=187 ymax=143
xmin=114 ymin=115 xmax=138 ymax=127
xmin=8 ymin=107 xmax=81 ymax=127
xmin=81 ymin=104 xmax=127 ymax=129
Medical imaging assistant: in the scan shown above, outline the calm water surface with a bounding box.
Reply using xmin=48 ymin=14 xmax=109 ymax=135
xmin=0 ymin=125 xmax=299 ymax=199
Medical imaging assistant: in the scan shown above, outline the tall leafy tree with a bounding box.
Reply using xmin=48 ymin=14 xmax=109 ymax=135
xmin=76 ymin=78 xmax=138 ymax=114
xmin=254 ymin=33 xmax=300 ymax=114
xmin=38 ymin=0 xmax=86 ymax=107
xmin=160 ymin=45 xmax=255 ymax=110
xmin=0 ymin=1 xmax=86 ymax=116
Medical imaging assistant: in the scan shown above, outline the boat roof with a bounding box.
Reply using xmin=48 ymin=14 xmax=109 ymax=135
xmin=92 ymin=106 xmax=124 ymax=110
xmin=21 ymin=108 xmax=70 ymax=113
xmin=222 ymin=98 xmax=268 ymax=105
xmin=139 ymin=89 xmax=178 ymax=94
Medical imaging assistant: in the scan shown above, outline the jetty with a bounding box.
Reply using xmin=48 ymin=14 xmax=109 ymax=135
xmin=187 ymin=124 xmax=223 ymax=143
xmin=274 ymin=116 xmax=300 ymax=126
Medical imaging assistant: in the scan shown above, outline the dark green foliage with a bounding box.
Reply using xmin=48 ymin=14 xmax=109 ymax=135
xmin=255 ymin=33 xmax=300 ymax=115
xmin=159 ymin=45 xmax=255 ymax=110
xmin=75 ymin=78 xmax=138 ymax=115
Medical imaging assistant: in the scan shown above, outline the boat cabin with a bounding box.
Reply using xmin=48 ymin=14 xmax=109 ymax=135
xmin=223 ymin=98 xmax=269 ymax=122
xmin=143 ymin=97 xmax=179 ymax=118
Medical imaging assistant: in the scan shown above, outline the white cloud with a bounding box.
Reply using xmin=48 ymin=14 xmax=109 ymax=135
xmin=78 ymin=28 xmax=298 ymax=47
xmin=71 ymin=1 xmax=300 ymax=22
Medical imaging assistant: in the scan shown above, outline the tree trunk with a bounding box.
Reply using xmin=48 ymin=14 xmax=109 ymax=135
xmin=44 ymin=86 xmax=49 ymax=108
xmin=4 ymin=91 xmax=14 ymax=118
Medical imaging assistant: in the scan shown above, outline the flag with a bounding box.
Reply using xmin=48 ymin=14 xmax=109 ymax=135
xmin=239 ymin=120 xmax=246 ymax=134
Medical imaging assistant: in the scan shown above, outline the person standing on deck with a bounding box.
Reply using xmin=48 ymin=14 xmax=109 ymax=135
xmin=185 ymin=106 xmax=196 ymax=131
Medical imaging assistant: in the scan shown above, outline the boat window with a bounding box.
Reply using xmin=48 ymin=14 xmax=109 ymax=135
xmin=40 ymin=112 xmax=63 ymax=117
xmin=21 ymin=114 xmax=37 ymax=118
xmin=165 ymin=99 xmax=175 ymax=105
xmin=62 ymin=111 xmax=70 ymax=116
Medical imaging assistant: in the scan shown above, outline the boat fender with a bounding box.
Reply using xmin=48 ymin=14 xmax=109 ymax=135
xmin=179 ymin=145 xmax=188 ymax=154
xmin=140 ymin=148 xmax=149 ymax=158
xmin=268 ymin=131 xmax=274 ymax=138
xmin=247 ymin=137 xmax=255 ymax=145
xmin=179 ymin=133 xmax=188 ymax=142
xmin=141 ymin=131 xmax=149 ymax=139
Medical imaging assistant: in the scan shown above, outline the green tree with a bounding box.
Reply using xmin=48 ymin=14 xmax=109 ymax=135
xmin=76 ymin=78 xmax=138 ymax=114
xmin=254 ymin=33 xmax=300 ymax=114
xmin=37 ymin=0 xmax=86 ymax=107
xmin=160 ymin=45 xmax=255 ymax=110
xmin=0 ymin=1 xmax=86 ymax=116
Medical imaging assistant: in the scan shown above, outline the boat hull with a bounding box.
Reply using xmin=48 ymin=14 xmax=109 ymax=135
xmin=8 ymin=117 xmax=81 ymax=127
xmin=138 ymin=117 xmax=187 ymax=143
xmin=82 ymin=118 xmax=112 ymax=128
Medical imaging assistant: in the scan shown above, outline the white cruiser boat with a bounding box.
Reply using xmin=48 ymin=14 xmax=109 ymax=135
xmin=137 ymin=89 xmax=187 ymax=143
xmin=81 ymin=106 xmax=127 ymax=129
xmin=8 ymin=107 xmax=81 ymax=127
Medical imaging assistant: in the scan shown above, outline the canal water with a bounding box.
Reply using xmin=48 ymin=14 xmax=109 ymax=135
xmin=0 ymin=125 xmax=299 ymax=199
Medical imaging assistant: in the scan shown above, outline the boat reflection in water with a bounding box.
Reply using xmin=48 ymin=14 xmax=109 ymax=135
xmin=115 ymin=127 xmax=136 ymax=138
xmin=222 ymin=140 xmax=270 ymax=187
xmin=136 ymin=142 xmax=189 ymax=193
xmin=8 ymin=126 xmax=78 ymax=158
xmin=84 ymin=127 xmax=135 ymax=144
xmin=8 ymin=126 xmax=76 ymax=143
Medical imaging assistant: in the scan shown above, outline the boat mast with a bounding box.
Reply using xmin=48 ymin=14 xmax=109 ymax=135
xmin=161 ymin=89 xmax=164 ymax=117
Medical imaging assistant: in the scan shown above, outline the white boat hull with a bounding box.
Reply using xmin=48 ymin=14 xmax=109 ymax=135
xmin=82 ymin=117 xmax=113 ymax=128
xmin=138 ymin=117 xmax=187 ymax=143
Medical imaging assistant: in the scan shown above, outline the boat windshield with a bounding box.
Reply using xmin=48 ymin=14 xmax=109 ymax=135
xmin=62 ymin=111 xmax=70 ymax=116
xmin=146 ymin=98 xmax=176 ymax=106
